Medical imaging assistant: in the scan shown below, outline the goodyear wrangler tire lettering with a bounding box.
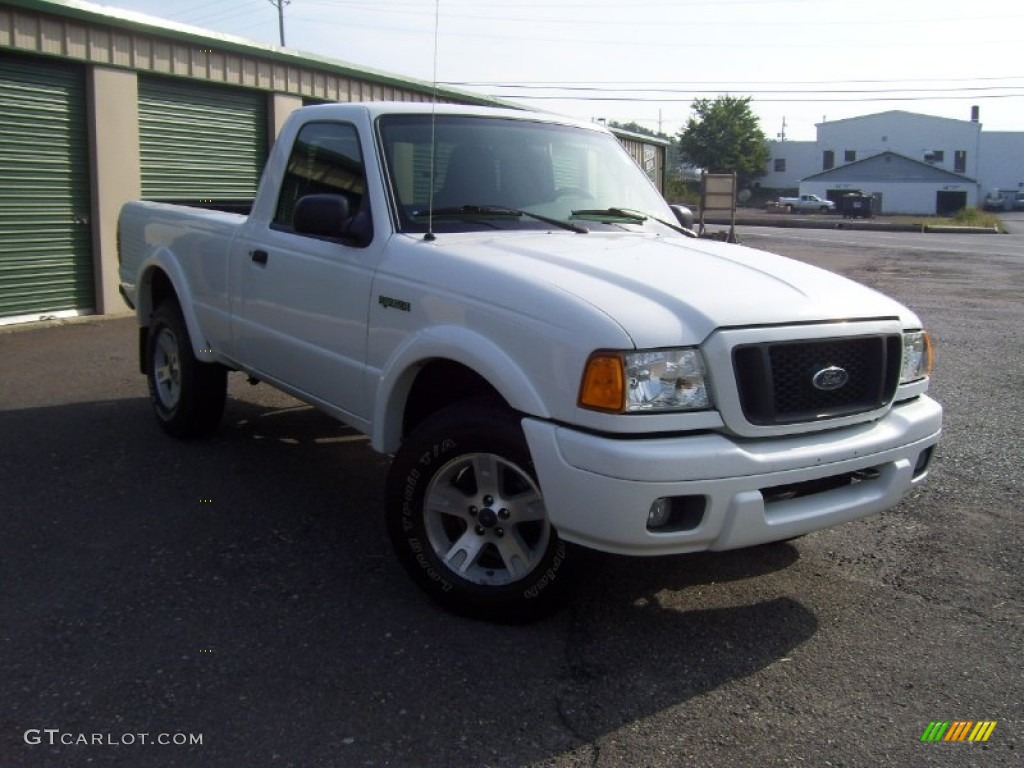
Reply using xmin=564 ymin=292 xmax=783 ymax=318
xmin=523 ymin=540 xmax=567 ymax=599
xmin=385 ymin=402 xmax=576 ymax=623
xmin=417 ymin=439 xmax=456 ymax=466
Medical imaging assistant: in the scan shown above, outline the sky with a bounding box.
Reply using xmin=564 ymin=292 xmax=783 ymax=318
xmin=89 ymin=0 xmax=1024 ymax=142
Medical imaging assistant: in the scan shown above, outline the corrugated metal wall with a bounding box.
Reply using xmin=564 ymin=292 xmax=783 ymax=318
xmin=617 ymin=136 xmax=664 ymax=191
xmin=0 ymin=4 xmax=441 ymax=105
xmin=0 ymin=55 xmax=93 ymax=318
xmin=138 ymin=76 xmax=267 ymax=200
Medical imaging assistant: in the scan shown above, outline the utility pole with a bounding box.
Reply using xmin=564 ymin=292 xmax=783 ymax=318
xmin=268 ymin=0 xmax=290 ymax=46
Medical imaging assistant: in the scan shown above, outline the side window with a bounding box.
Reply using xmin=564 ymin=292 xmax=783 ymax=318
xmin=274 ymin=122 xmax=367 ymax=232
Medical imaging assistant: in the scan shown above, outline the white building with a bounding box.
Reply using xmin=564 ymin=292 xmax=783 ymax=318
xmin=800 ymin=152 xmax=977 ymax=216
xmin=761 ymin=109 xmax=1024 ymax=214
xmin=762 ymin=140 xmax=817 ymax=190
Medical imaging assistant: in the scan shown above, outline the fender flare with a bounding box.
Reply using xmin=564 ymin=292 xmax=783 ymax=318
xmin=371 ymin=325 xmax=550 ymax=454
xmin=137 ymin=249 xmax=216 ymax=364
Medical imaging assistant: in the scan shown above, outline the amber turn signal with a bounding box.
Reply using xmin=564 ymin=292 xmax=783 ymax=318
xmin=579 ymin=353 xmax=625 ymax=411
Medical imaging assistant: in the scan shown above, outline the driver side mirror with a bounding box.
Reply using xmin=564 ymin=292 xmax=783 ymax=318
xmin=670 ymin=204 xmax=694 ymax=230
xmin=293 ymin=194 xmax=372 ymax=247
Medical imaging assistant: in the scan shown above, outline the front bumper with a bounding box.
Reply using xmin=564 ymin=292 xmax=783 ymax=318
xmin=522 ymin=395 xmax=942 ymax=556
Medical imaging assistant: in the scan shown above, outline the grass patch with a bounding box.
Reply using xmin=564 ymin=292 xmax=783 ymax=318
xmin=885 ymin=208 xmax=1004 ymax=231
xmin=950 ymin=207 xmax=1003 ymax=229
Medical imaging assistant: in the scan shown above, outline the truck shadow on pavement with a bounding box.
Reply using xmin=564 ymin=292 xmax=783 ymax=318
xmin=1 ymin=395 xmax=815 ymax=767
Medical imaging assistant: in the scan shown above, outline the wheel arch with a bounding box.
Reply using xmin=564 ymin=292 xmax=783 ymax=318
xmin=372 ymin=327 xmax=550 ymax=454
xmin=135 ymin=252 xmax=213 ymax=366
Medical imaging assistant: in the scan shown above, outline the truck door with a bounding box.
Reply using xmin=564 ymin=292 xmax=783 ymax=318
xmin=230 ymin=120 xmax=380 ymax=423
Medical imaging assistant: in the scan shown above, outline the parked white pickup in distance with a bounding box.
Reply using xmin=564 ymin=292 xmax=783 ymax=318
xmin=778 ymin=194 xmax=836 ymax=213
xmin=118 ymin=102 xmax=940 ymax=622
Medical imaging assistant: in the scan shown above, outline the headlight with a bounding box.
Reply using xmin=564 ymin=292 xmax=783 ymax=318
xmin=901 ymin=331 xmax=933 ymax=383
xmin=580 ymin=348 xmax=713 ymax=413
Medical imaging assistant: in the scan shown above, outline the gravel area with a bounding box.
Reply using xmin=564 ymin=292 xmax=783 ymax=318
xmin=1 ymin=228 xmax=1020 ymax=767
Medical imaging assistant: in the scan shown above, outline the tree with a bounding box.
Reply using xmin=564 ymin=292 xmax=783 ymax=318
xmin=677 ymin=96 xmax=769 ymax=188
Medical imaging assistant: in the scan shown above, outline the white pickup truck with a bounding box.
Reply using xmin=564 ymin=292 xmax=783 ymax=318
xmin=118 ymin=102 xmax=941 ymax=622
xmin=778 ymin=194 xmax=836 ymax=213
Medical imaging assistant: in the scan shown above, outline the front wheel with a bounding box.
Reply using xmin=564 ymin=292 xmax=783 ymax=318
xmin=386 ymin=403 xmax=575 ymax=623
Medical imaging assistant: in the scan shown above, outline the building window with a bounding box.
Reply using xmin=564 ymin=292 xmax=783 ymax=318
xmin=932 ymin=150 xmax=945 ymax=163
xmin=774 ymin=158 xmax=786 ymax=172
xmin=823 ymin=150 xmax=834 ymax=171
xmin=844 ymin=150 xmax=856 ymax=163
xmin=954 ymin=150 xmax=967 ymax=173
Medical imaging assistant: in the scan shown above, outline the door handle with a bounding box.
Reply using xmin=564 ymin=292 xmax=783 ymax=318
xmin=250 ymin=249 xmax=269 ymax=265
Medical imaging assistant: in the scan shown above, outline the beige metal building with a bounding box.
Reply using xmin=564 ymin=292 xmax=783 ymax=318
xmin=1 ymin=0 xmax=667 ymax=324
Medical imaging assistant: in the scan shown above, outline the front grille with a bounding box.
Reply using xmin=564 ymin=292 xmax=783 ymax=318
xmin=733 ymin=335 xmax=901 ymax=425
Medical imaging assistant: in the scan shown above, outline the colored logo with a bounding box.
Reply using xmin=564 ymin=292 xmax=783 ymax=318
xmin=920 ymin=721 xmax=997 ymax=742
xmin=811 ymin=365 xmax=849 ymax=391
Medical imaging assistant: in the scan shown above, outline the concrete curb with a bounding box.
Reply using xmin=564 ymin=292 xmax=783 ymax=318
xmin=921 ymin=224 xmax=1000 ymax=234
xmin=702 ymin=214 xmax=1002 ymax=235
xmin=0 ymin=311 xmax=132 ymax=334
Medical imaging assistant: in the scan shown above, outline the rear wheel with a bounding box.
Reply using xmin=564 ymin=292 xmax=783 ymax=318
xmin=386 ymin=402 xmax=575 ymax=622
xmin=146 ymin=299 xmax=227 ymax=438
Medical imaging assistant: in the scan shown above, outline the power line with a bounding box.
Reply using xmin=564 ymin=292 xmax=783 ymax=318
xmin=159 ymin=0 xmax=228 ymax=22
xmin=304 ymin=0 xmax=847 ymax=8
xmin=457 ymin=85 xmax=1024 ymax=96
xmin=281 ymin=15 xmax=1017 ymax=51
xmin=482 ymin=92 xmax=1024 ymax=104
xmin=296 ymin=1 xmax=1022 ymax=30
xmin=444 ymin=75 xmax=1024 ymax=88
xmin=171 ymin=0 xmax=267 ymax=27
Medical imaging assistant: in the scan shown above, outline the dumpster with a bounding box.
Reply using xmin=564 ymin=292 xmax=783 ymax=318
xmin=842 ymin=193 xmax=873 ymax=219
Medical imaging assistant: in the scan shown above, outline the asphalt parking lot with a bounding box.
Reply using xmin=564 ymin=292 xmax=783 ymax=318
xmin=1 ymin=228 xmax=1021 ymax=767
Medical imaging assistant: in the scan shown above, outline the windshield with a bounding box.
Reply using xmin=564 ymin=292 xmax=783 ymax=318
xmin=377 ymin=114 xmax=676 ymax=234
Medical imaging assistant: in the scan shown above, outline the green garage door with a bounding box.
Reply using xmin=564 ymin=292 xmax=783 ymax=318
xmin=0 ymin=57 xmax=93 ymax=319
xmin=138 ymin=77 xmax=267 ymax=201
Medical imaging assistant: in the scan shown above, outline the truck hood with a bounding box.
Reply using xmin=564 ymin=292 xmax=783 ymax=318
xmin=420 ymin=231 xmax=917 ymax=347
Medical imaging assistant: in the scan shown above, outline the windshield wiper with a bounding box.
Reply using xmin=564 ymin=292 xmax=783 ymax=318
xmin=571 ymin=207 xmax=698 ymax=238
xmin=415 ymin=205 xmax=589 ymax=234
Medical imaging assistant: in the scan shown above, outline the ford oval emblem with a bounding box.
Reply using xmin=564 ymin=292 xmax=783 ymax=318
xmin=812 ymin=366 xmax=849 ymax=391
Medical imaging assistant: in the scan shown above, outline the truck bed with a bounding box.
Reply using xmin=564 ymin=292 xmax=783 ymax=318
xmin=118 ymin=199 xmax=248 ymax=363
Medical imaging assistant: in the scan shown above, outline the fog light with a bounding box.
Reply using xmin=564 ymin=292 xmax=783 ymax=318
xmin=647 ymin=498 xmax=673 ymax=529
xmin=913 ymin=446 xmax=934 ymax=478
xmin=646 ymin=496 xmax=706 ymax=532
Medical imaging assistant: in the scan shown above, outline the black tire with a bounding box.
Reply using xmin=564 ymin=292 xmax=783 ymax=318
xmin=146 ymin=299 xmax=227 ymax=438
xmin=820 ymin=205 xmax=831 ymax=214
xmin=386 ymin=402 xmax=575 ymax=623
